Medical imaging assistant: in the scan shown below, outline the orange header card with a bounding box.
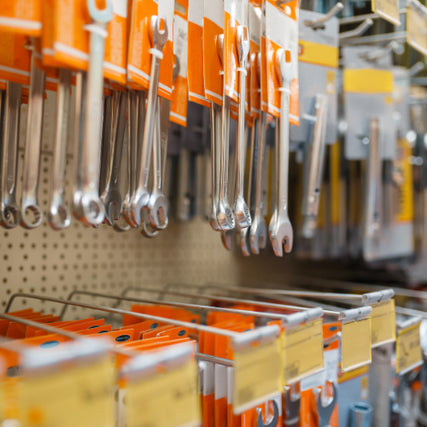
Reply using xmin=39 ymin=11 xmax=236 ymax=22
xmin=7 ymin=315 xmax=60 ymax=339
xmin=203 ymin=0 xmax=224 ymax=105
xmin=188 ymin=0 xmax=209 ymax=106
xmin=264 ymin=0 xmax=299 ymax=124
xmin=157 ymin=326 xmax=189 ymax=339
xmin=249 ymin=3 xmax=261 ymax=118
xmin=170 ymin=0 xmax=188 ymax=126
xmin=121 ymin=320 xmax=166 ymax=338
xmin=88 ymin=328 xmax=134 ymax=344
xmin=77 ymin=324 xmax=113 ymax=335
xmin=0 ymin=31 xmax=31 ymax=85
xmin=0 ymin=0 xmax=42 ymax=36
xmin=127 ymin=0 xmax=174 ymax=99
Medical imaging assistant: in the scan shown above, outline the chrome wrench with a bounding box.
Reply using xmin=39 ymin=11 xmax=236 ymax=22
xmin=73 ymin=0 xmax=112 ymax=226
xmin=131 ymin=16 xmax=168 ymax=227
xmin=48 ymin=68 xmax=72 ymax=230
xmin=1 ymin=82 xmax=21 ymax=228
xmin=301 ymin=94 xmax=328 ymax=238
xmin=269 ymin=49 xmax=294 ymax=256
xmin=209 ymin=103 xmax=222 ymax=230
xmin=20 ymin=45 xmax=46 ymax=229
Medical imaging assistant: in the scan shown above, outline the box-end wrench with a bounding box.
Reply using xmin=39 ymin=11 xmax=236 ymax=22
xmin=217 ymin=34 xmax=235 ymax=231
xmin=48 ymin=68 xmax=72 ymax=230
xmin=269 ymin=49 xmax=294 ymax=256
xmin=233 ymin=25 xmax=251 ymax=229
xmin=301 ymin=94 xmax=328 ymax=239
xmin=363 ymin=117 xmax=382 ymax=242
xmin=101 ymin=90 xmax=127 ymax=226
xmin=20 ymin=45 xmax=46 ymax=229
xmin=1 ymin=82 xmax=21 ymax=228
xmin=131 ymin=16 xmax=168 ymax=227
xmin=73 ymin=0 xmax=112 ymax=227
xmin=250 ymin=112 xmax=267 ymax=255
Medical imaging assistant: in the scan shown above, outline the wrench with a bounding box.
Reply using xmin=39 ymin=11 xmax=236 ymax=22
xmin=209 ymin=103 xmax=222 ymax=230
xmin=301 ymin=94 xmax=328 ymax=239
xmin=20 ymin=43 xmax=46 ymax=229
xmin=99 ymin=94 xmax=113 ymax=199
xmin=1 ymin=82 xmax=21 ymax=228
xmin=250 ymin=112 xmax=268 ymax=254
xmin=317 ymin=382 xmax=337 ymax=427
xmin=233 ymin=25 xmax=251 ymax=229
xmin=48 ymin=69 xmax=72 ymax=230
xmin=269 ymin=49 xmax=294 ymax=256
xmin=216 ymin=34 xmax=235 ymax=231
xmin=131 ymin=16 xmax=168 ymax=226
xmin=101 ymin=90 xmax=127 ymax=225
xmin=73 ymin=0 xmax=112 ymax=226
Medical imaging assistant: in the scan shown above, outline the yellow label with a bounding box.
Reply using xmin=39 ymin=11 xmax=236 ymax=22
xmin=0 ymin=377 xmax=4 ymax=422
xmin=329 ymin=142 xmax=341 ymax=226
xmin=396 ymin=139 xmax=414 ymax=223
xmin=343 ymin=69 xmax=394 ymax=94
xmin=396 ymin=321 xmax=422 ymax=374
xmin=125 ymin=359 xmax=201 ymax=427
xmin=20 ymin=357 xmax=115 ymax=427
xmin=341 ymin=318 xmax=372 ymax=372
xmin=298 ymin=40 xmax=339 ymax=68
xmin=407 ymin=5 xmax=427 ymax=57
xmin=372 ymin=0 xmax=401 ymax=26
xmin=284 ymin=319 xmax=324 ymax=384
xmin=326 ymin=70 xmax=336 ymax=95
xmin=233 ymin=338 xmax=282 ymax=413
xmin=371 ymin=299 xmax=396 ymax=347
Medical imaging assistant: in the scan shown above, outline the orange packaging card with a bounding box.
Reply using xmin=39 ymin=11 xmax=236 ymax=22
xmin=203 ymin=0 xmax=224 ymax=105
xmin=121 ymin=320 xmax=166 ymax=337
xmin=26 ymin=318 xmax=95 ymax=338
xmin=0 ymin=0 xmax=42 ymax=36
xmin=142 ymin=325 xmax=175 ymax=339
xmin=0 ymin=31 xmax=31 ymax=85
xmin=77 ymin=324 xmax=113 ymax=335
xmin=169 ymin=0 xmax=188 ymax=126
xmin=188 ymin=0 xmax=209 ymax=106
xmin=157 ymin=326 xmax=189 ymax=339
xmin=88 ymin=328 xmax=134 ymax=343
xmin=7 ymin=315 xmax=60 ymax=339
xmin=33 ymin=318 xmax=104 ymax=336
xmin=120 ymin=336 xmax=169 ymax=348
xmin=249 ymin=3 xmax=261 ymax=118
xmin=264 ymin=0 xmax=299 ymax=124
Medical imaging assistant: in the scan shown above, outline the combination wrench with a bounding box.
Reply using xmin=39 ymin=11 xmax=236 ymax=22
xmin=20 ymin=43 xmax=46 ymax=229
xmin=269 ymin=49 xmax=294 ymax=256
xmin=48 ymin=69 xmax=72 ymax=230
xmin=131 ymin=16 xmax=168 ymax=227
xmin=73 ymin=0 xmax=112 ymax=227
xmin=1 ymin=82 xmax=21 ymax=228
xmin=209 ymin=103 xmax=222 ymax=231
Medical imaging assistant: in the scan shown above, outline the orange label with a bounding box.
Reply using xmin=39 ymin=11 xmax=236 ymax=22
xmin=0 ymin=0 xmax=42 ymax=36
xmin=0 ymin=31 xmax=31 ymax=85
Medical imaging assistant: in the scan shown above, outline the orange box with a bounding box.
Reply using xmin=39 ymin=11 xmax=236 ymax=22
xmin=0 ymin=0 xmax=42 ymax=36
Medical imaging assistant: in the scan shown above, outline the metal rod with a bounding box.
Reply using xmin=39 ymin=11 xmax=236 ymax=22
xmin=196 ymin=352 xmax=234 ymax=367
xmin=340 ymin=31 xmax=406 ymax=45
xmin=339 ymin=18 xmax=374 ymax=40
xmin=304 ymin=2 xmax=344 ymax=28
xmin=396 ymin=306 xmax=427 ymax=319
xmin=338 ymin=8 xmax=406 ymax=25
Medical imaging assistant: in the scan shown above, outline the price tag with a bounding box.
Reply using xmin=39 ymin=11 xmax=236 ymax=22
xmin=396 ymin=321 xmax=422 ymax=374
xmin=284 ymin=319 xmax=324 ymax=384
xmin=233 ymin=338 xmax=282 ymax=413
xmin=341 ymin=318 xmax=372 ymax=372
xmin=372 ymin=0 xmax=400 ymax=26
xmin=371 ymin=299 xmax=396 ymax=347
xmin=125 ymin=359 xmax=201 ymax=427
xmin=406 ymin=1 xmax=427 ymax=56
xmin=20 ymin=356 xmax=115 ymax=427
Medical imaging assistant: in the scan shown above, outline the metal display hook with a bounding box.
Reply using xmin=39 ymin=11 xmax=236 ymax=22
xmin=304 ymin=2 xmax=344 ymax=29
xmin=339 ymin=18 xmax=374 ymax=40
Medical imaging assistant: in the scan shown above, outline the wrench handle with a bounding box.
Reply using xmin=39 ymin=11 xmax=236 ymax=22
xmin=278 ymin=87 xmax=290 ymax=212
xmin=235 ymin=67 xmax=247 ymax=198
xmin=254 ymin=113 xmax=266 ymax=217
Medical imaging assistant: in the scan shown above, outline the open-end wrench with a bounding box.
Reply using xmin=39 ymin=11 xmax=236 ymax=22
xmin=209 ymin=102 xmax=222 ymax=230
xmin=48 ymin=69 xmax=72 ymax=230
xmin=250 ymin=112 xmax=268 ymax=254
xmin=73 ymin=0 xmax=112 ymax=226
xmin=1 ymin=82 xmax=21 ymax=228
xmin=20 ymin=44 xmax=46 ymax=229
xmin=233 ymin=25 xmax=251 ymax=229
xmin=217 ymin=34 xmax=235 ymax=231
xmin=101 ymin=90 xmax=127 ymax=225
xmin=269 ymin=49 xmax=294 ymax=256
xmin=317 ymin=382 xmax=337 ymax=427
xmin=301 ymin=94 xmax=328 ymax=239
xmin=131 ymin=16 xmax=168 ymax=227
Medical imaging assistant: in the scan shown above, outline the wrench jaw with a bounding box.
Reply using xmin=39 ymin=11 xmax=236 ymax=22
xmin=74 ymin=193 xmax=106 ymax=227
xmin=234 ymin=196 xmax=252 ymax=229
xmin=250 ymin=217 xmax=268 ymax=255
xmin=20 ymin=201 xmax=43 ymax=230
xmin=239 ymin=227 xmax=251 ymax=256
xmin=48 ymin=200 xmax=71 ymax=231
xmin=130 ymin=191 xmax=150 ymax=228
xmin=0 ymin=201 xmax=20 ymax=229
xmin=147 ymin=193 xmax=169 ymax=230
xmin=269 ymin=215 xmax=294 ymax=257
xmin=101 ymin=189 xmax=122 ymax=226
xmin=221 ymin=230 xmax=233 ymax=251
xmin=217 ymin=201 xmax=235 ymax=231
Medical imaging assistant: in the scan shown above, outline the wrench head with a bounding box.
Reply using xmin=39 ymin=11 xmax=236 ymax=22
xmin=269 ymin=214 xmax=293 ymax=257
xmin=217 ymin=199 xmax=235 ymax=231
xmin=316 ymin=382 xmax=337 ymax=426
xmin=20 ymin=201 xmax=43 ymax=230
xmin=249 ymin=217 xmax=267 ymax=255
xmin=48 ymin=203 xmax=71 ymax=230
xmin=0 ymin=203 xmax=20 ymax=229
xmin=275 ymin=49 xmax=294 ymax=87
xmin=141 ymin=217 xmax=160 ymax=238
xmin=239 ymin=227 xmax=251 ymax=257
xmin=234 ymin=195 xmax=252 ymax=229
xmin=130 ymin=190 xmax=150 ymax=227
xmin=150 ymin=16 xmax=168 ymax=51
xmin=74 ymin=193 xmax=106 ymax=227
xmin=221 ymin=230 xmax=233 ymax=251
xmin=87 ymin=0 xmax=113 ymax=23
xmin=103 ymin=189 xmax=122 ymax=226
xmin=148 ymin=191 xmax=169 ymax=230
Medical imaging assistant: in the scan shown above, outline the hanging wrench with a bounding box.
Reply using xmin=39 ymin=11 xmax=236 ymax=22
xmin=73 ymin=0 xmax=112 ymax=226
xmin=316 ymin=382 xmax=337 ymax=427
xmin=20 ymin=43 xmax=46 ymax=229
xmin=1 ymin=82 xmax=21 ymax=228
xmin=250 ymin=112 xmax=268 ymax=254
xmin=130 ymin=16 xmax=168 ymax=226
xmin=101 ymin=90 xmax=127 ymax=225
xmin=209 ymin=102 xmax=222 ymax=230
xmin=269 ymin=49 xmax=294 ymax=256
xmin=217 ymin=34 xmax=235 ymax=231
xmin=301 ymin=94 xmax=328 ymax=239
xmin=48 ymin=69 xmax=72 ymax=230
xmin=233 ymin=25 xmax=251 ymax=229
